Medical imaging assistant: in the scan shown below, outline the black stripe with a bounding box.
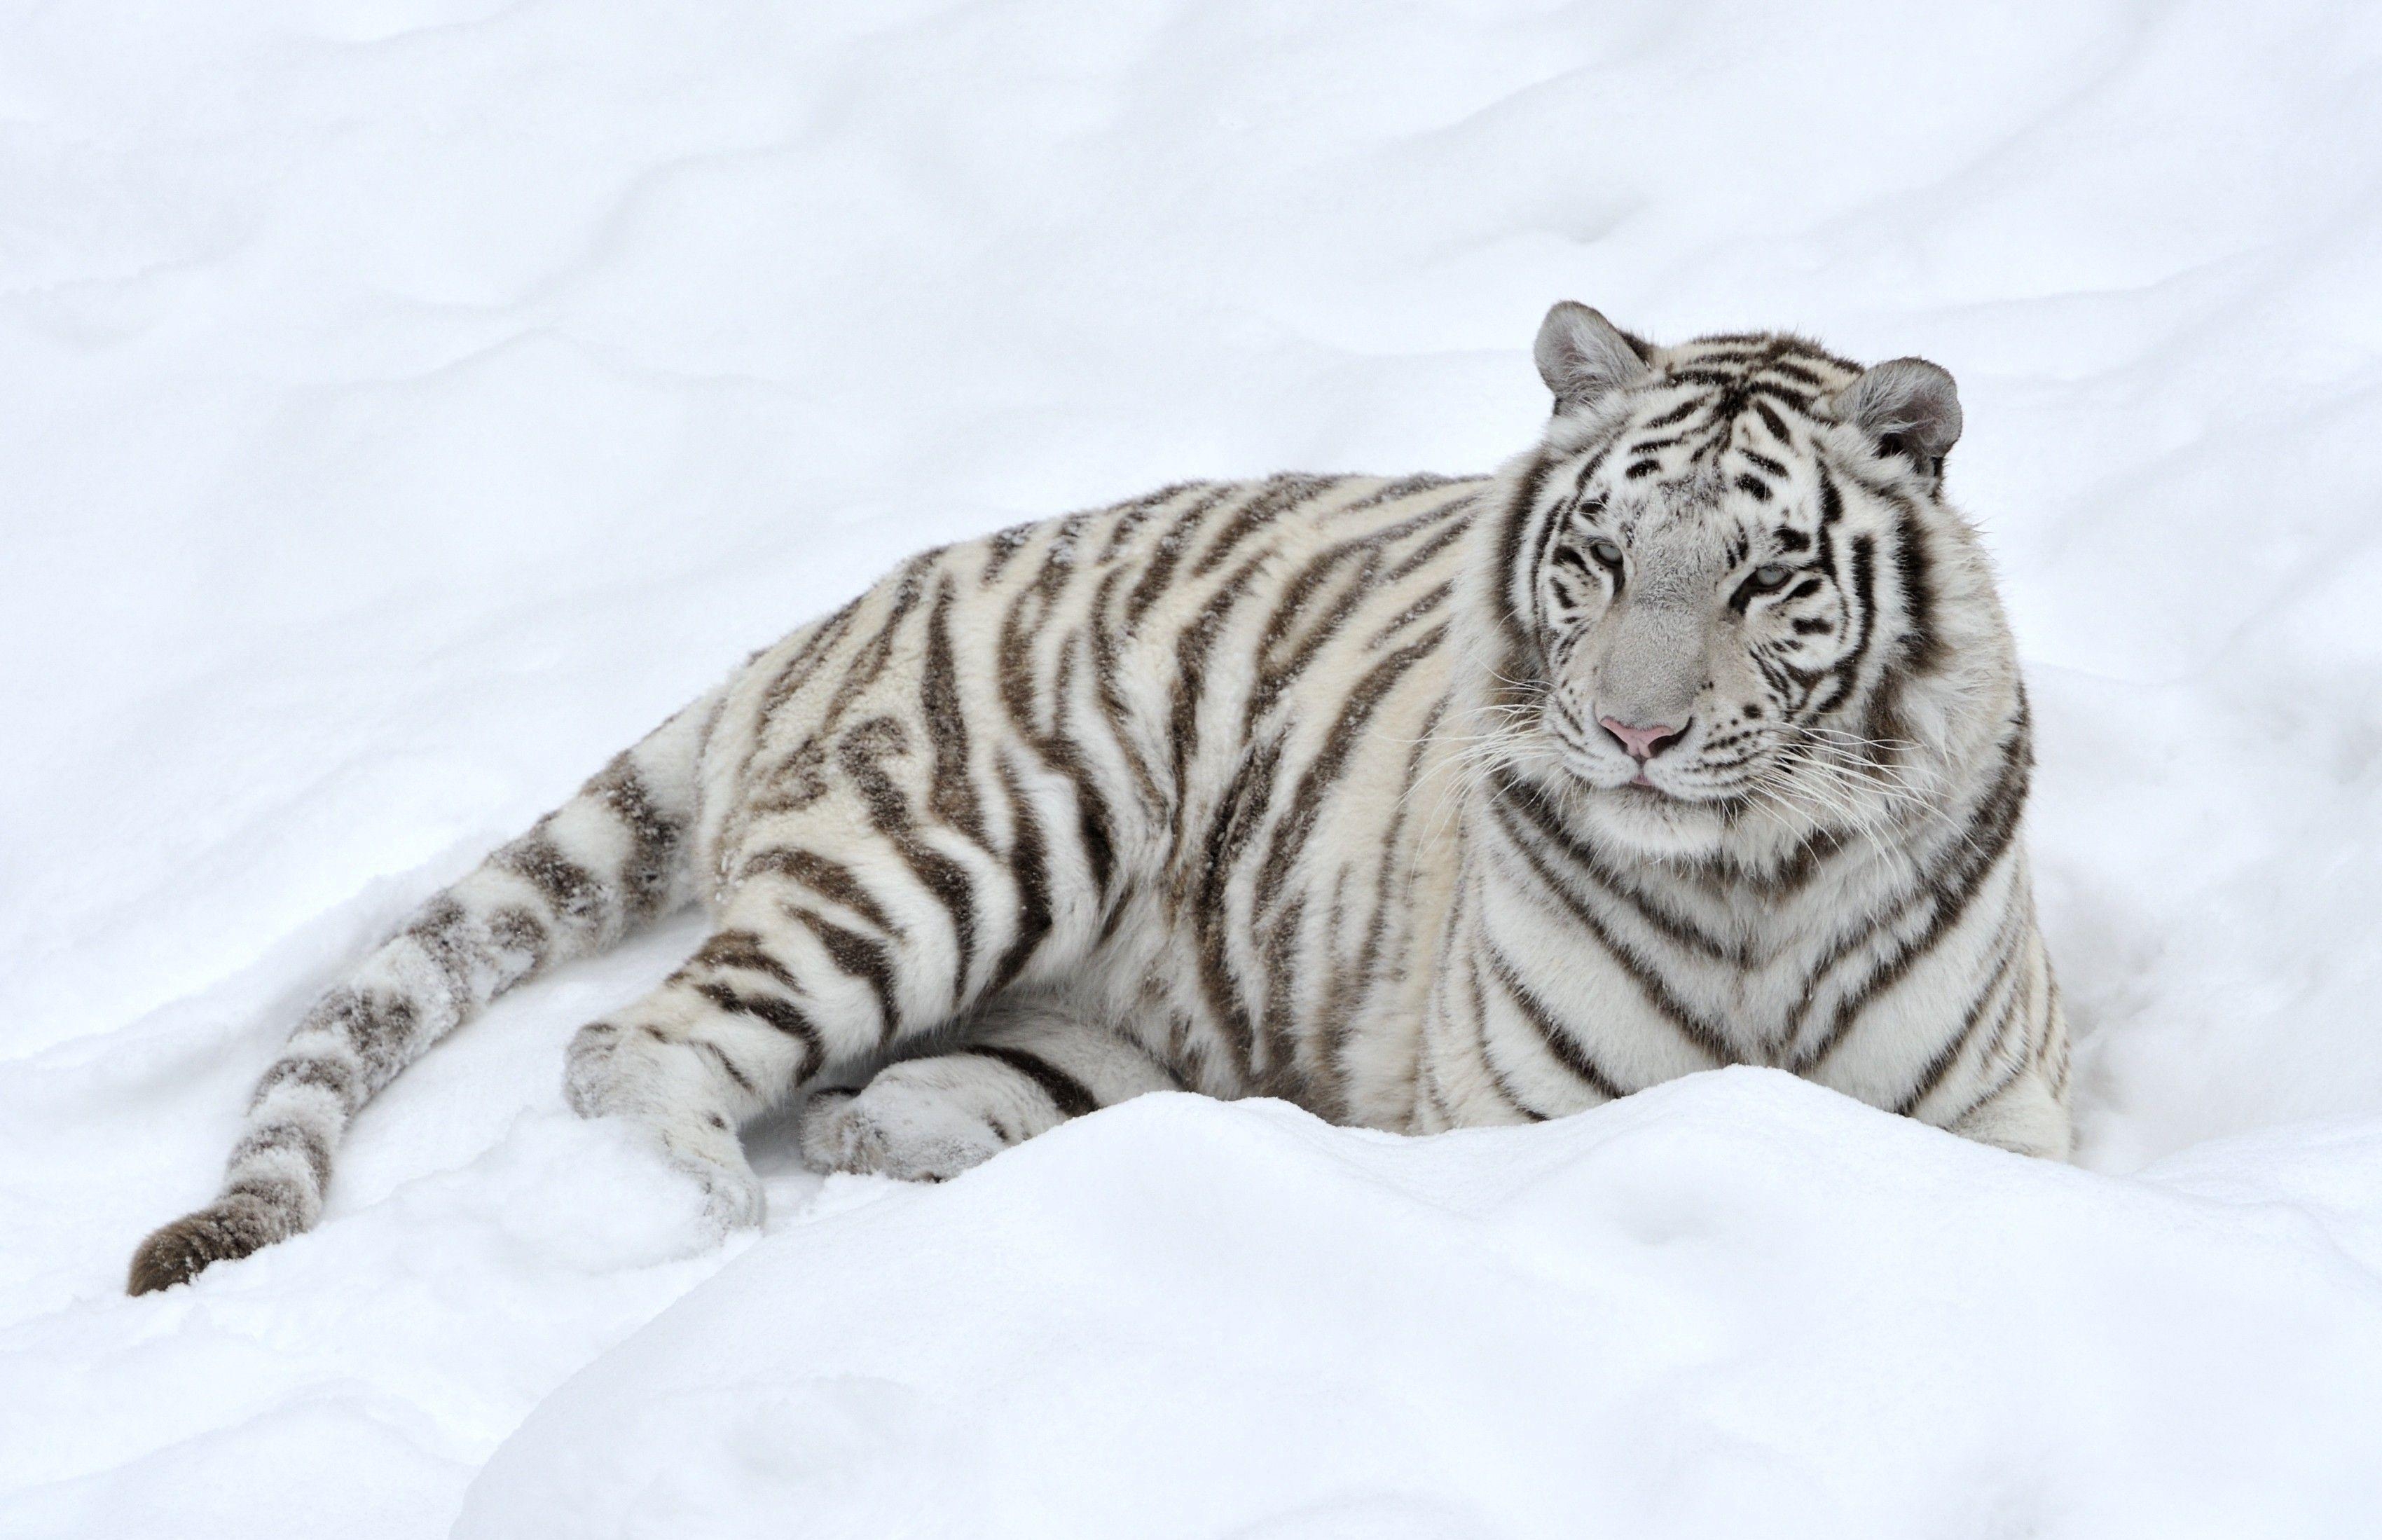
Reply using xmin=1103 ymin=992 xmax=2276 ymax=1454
xmin=1313 ymin=700 xmax=1441 ymax=1121
xmin=1493 ymin=770 xmax=1749 ymax=967
xmin=1166 ymin=554 xmax=1267 ymax=794
xmin=1889 ymin=504 xmax=1943 ymax=673
xmin=783 ymin=908 xmax=903 ymax=1045
xmin=1484 ymin=947 xmax=1625 ymax=1100
xmin=1804 ymin=528 xmax=1878 ymax=722
xmin=314 ymin=986 xmax=420 ymax=1091
xmin=1379 ymin=497 xmax=1480 ymax=582
xmin=977 ymin=521 xmax=1036 ymax=584
xmin=400 ymin=895 xmax=484 ymax=1012
xmin=685 ymin=928 xmax=803 ymax=992
xmin=1525 ymin=444 xmax=1615 ymax=631
xmin=922 ymin=578 xmax=989 ymax=844
xmin=1465 ymin=948 xmax=1549 ymax=1121
xmin=486 ymin=904 xmax=552 ymax=973
xmin=1791 ymin=717 xmax=2032 ymax=1071
xmin=1188 ymin=474 xmax=1339 ymax=579
xmin=970 ymin=1045 xmax=1100 ymax=1119
xmin=694 ymin=981 xmax=822 ymax=1078
xmin=495 ymin=830 xmax=607 ymax=935
xmin=248 ymin=1054 xmax=361 ymax=1115
xmin=897 ymin=839 xmax=979 ymax=1009
xmin=1493 ymin=447 xmax=1561 ymax=655
xmin=1087 ymin=563 xmax=1166 ymax=823
xmin=230 ymin=1120 xmax=333 ymax=1192
xmin=1894 ymin=923 xmax=2027 ymax=1117
xmin=749 ymin=596 xmax=863 ymax=727
xmin=1043 ymin=639 xmax=1120 ymax=901
xmin=837 ymin=719 xmax=981 ymax=1005
xmin=1939 ymin=986 xmax=2040 ymax=1131
xmin=1253 ymin=621 xmax=1450 ymax=919
xmin=1192 ymin=734 xmax=1285 ymax=1077
xmin=810 ymin=555 xmax=932 ymax=741
xmin=1487 ymin=777 xmax=1733 ymax=1063
xmin=1747 ymin=383 xmax=1815 ymax=413
xmin=987 ymin=757 xmax=1054 ymax=994
xmin=1253 ymin=891 xmax=1312 ymax=1100
xmin=1332 ymin=471 xmax=1466 ymax=518
xmin=694 ymin=1038 xmax=757 ymax=1097
xmin=1245 ymin=534 xmax=1385 ymax=733
xmin=994 ymin=535 xmax=1120 ymax=907
xmin=588 ymin=755 xmax=684 ymax=921
xmin=1364 ymin=581 xmax=1454 ymax=649
xmin=1096 ymin=480 xmax=1211 ymax=563
xmin=1123 ymin=484 xmax=1238 ymax=631
xmin=736 ymin=846 xmax=899 ymax=935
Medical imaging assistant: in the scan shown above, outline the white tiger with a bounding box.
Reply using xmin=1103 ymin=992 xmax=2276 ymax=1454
xmin=130 ymin=303 xmax=2067 ymax=1293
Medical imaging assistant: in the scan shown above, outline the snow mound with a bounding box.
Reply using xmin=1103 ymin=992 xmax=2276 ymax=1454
xmin=457 ymin=1072 xmax=2382 ymax=1539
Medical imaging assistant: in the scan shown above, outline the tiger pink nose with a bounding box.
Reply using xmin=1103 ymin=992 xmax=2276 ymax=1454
xmin=1599 ymin=716 xmax=1685 ymax=762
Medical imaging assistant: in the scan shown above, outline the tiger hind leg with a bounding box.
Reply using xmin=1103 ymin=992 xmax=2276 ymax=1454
xmin=799 ymin=998 xmax=1176 ymax=1182
xmin=563 ymin=914 xmax=865 ymax=1230
xmin=560 ymin=865 xmax=1077 ymax=1225
xmin=563 ymin=1003 xmax=783 ymax=1233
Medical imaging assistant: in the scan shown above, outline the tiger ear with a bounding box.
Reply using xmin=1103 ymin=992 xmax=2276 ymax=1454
xmin=1534 ymin=302 xmax=1650 ymax=416
xmin=1836 ymin=357 xmax=1962 ymax=483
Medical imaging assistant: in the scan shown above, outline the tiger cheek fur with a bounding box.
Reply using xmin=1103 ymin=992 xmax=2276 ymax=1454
xmin=129 ymin=303 xmax=2067 ymax=1292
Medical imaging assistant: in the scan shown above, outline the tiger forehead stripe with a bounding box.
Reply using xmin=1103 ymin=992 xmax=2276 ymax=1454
xmin=134 ymin=317 xmax=2063 ymax=1297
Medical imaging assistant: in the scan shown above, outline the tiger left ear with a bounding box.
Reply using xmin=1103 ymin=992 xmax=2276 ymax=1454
xmin=1836 ymin=357 xmax=1962 ymax=483
xmin=1534 ymin=302 xmax=1651 ymax=416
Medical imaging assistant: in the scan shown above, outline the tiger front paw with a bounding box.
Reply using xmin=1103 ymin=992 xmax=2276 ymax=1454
xmin=656 ymin=1118 xmax=767 ymax=1235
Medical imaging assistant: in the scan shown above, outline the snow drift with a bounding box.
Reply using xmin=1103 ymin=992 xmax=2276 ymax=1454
xmin=455 ymin=1073 xmax=2382 ymax=1539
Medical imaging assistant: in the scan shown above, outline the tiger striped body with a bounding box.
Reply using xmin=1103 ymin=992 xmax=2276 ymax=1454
xmin=132 ymin=308 xmax=2067 ymax=1293
xmin=699 ymin=472 xmax=1484 ymax=1125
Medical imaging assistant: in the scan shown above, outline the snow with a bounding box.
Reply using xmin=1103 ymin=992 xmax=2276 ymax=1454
xmin=4 ymin=0 xmax=2381 ymax=1534
xmin=455 ymin=1075 xmax=2382 ymax=1539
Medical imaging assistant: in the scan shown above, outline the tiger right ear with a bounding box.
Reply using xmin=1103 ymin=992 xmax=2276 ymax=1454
xmin=1534 ymin=302 xmax=1650 ymax=415
xmin=1835 ymin=357 xmax=1963 ymax=482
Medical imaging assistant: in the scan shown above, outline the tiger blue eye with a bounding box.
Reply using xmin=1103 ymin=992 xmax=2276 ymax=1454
xmin=1754 ymin=563 xmax=1791 ymax=589
xmin=1590 ymin=539 xmax=1623 ymax=565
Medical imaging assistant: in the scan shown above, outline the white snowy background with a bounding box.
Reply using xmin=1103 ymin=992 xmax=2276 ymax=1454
xmin=5 ymin=0 xmax=2382 ymax=1534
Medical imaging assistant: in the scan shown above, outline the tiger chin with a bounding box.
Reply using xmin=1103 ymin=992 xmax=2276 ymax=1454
xmin=129 ymin=302 xmax=2066 ymax=1295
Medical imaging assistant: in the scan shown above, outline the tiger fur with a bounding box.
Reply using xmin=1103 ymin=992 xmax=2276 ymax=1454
xmin=129 ymin=303 xmax=2067 ymax=1293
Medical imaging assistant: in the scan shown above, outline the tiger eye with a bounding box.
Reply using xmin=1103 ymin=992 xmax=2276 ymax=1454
xmin=1589 ymin=539 xmax=1624 ymax=566
xmin=1752 ymin=563 xmax=1791 ymax=589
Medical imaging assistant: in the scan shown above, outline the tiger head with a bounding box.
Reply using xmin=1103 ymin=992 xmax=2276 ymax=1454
xmin=1486 ymin=302 xmax=2022 ymax=863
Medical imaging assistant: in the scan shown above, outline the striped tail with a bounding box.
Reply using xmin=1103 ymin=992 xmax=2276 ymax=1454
xmin=128 ymin=689 xmax=722 ymax=1294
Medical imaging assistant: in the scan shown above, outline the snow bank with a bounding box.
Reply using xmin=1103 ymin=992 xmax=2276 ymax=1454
xmin=7 ymin=0 xmax=2382 ymax=1534
xmin=455 ymin=1073 xmax=2382 ymax=1539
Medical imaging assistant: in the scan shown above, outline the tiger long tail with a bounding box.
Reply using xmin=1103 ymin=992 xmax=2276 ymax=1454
xmin=126 ymin=687 xmax=723 ymax=1294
